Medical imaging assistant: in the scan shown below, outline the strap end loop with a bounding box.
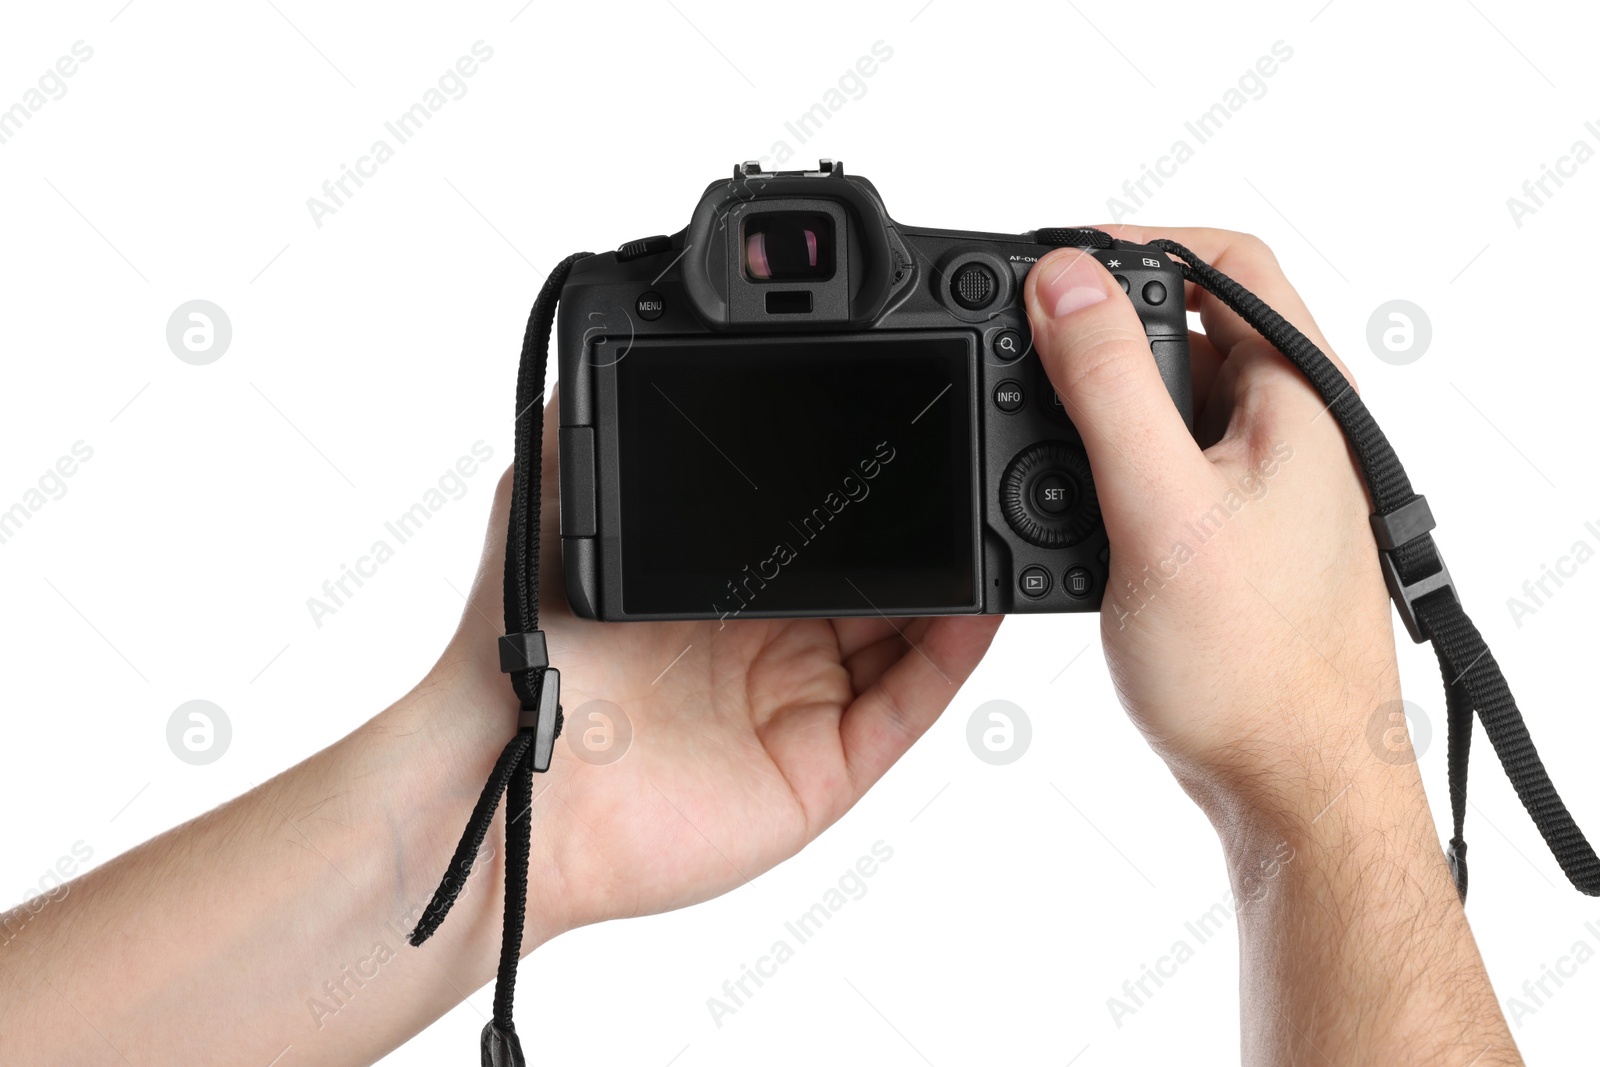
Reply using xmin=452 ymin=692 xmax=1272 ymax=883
xmin=1446 ymin=837 xmax=1468 ymax=902
xmin=481 ymin=1019 xmax=527 ymax=1067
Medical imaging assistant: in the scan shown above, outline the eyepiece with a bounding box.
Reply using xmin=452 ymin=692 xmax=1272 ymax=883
xmin=743 ymin=213 xmax=834 ymax=281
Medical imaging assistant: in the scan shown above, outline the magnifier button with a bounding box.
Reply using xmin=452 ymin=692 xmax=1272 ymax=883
xmin=993 ymin=329 xmax=1026 ymax=362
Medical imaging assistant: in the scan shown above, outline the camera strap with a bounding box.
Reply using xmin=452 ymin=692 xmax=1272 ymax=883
xmin=1141 ymin=235 xmax=1600 ymax=900
xmin=409 ymin=230 xmax=1600 ymax=1065
xmin=408 ymin=251 xmax=592 ymax=1067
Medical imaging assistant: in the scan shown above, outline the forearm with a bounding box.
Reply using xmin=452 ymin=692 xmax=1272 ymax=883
xmin=0 ymin=662 xmax=555 ymax=1066
xmin=1200 ymin=727 xmax=1519 ymax=1066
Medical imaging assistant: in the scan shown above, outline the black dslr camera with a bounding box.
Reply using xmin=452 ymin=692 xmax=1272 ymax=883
xmin=556 ymin=161 xmax=1192 ymax=622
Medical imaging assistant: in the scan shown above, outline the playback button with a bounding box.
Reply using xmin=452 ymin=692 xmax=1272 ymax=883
xmin=1019 ymin=565 xmax=1052 ymax=599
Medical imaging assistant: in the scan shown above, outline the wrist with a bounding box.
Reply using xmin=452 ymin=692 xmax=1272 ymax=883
xmin=369 ymin=656 xmax=575 ymax=963
xmin=1164 ymin=671 xmax=1405 ymax=815
xmin=1167 ymin=682 xmax=1437 ymax=849
xmin=1190 ymin=736 xmax=1446 ymax=895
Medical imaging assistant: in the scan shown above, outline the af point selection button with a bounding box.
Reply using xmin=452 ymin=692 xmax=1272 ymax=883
xmin=1018 ymin=565 xmax=1051 ymax=599
xmin=993 ymin=379 xmax=1025 ymax=414
xmin=636 ymin=291 xmax=664 ymax=321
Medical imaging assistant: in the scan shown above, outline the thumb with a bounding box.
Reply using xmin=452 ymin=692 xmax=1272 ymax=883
xmin=1024 ymin=248 xmax=1205 ymax=515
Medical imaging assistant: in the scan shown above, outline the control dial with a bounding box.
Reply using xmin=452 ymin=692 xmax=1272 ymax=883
xmin=1000 ymin=442 xmax=1100 ymax=548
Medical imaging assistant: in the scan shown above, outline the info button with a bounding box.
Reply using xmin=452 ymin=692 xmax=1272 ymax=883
xmin=993 ymin=380 xmax=1025 ymax=413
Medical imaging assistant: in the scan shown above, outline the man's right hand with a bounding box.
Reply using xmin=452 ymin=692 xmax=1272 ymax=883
xmin=1024 ymin=228 xmax=1521 ymax=1065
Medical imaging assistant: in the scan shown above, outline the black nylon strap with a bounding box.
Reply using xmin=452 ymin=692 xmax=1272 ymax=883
xmin=408 ymin=729 xmax=534 ymax=945
xmin=505 ymin=252 xmax=592 ymax=706
xmin=1438 ymin=647 xmax=1473 ymax=896
xmin=1148 ymin=236 xmax=1600 ymax=900
xmin=411 ymin=252 xmax=592 ymax=1067
xmin=1422 ymin=593 xmax=1600 ymax=892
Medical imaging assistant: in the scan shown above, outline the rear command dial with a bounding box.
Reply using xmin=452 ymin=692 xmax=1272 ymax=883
xmin=1000 ymin=441 xmax=1101 ymax=548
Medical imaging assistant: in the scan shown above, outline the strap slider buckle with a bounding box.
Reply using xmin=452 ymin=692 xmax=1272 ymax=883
xmin=517 ymin=668 xmax=561 ymax=773
xmin=498 ymin=631 xmax=549 ymax=674
xmin=502 ymin=631 xmax=560 ymax=771
xmin=1371 ymin=496 xmax=1455 ymax=644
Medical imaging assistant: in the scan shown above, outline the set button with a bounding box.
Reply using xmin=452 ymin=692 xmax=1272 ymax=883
xmin=1033 ymin=472 xmax=1076 ymax=514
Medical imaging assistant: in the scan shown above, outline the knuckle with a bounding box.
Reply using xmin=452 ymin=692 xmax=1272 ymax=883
xmin=1057 ymin=326 xmax=1146 ymax=399
xmin=1231 ymin=231 xmax=1278 ymax=265
xmin=872 ymin=683 xmax=920 ymax=742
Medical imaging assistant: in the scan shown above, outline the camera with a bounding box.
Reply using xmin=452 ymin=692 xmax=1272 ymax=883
xmin=556 ymin=161 xmax=1191 ymax=621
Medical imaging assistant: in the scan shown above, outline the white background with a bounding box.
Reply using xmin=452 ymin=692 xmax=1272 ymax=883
xmin=3 ymin=1 xmax=1599 ymax=1063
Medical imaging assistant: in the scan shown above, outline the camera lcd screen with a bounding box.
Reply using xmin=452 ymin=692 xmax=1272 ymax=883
xmin=612 ymin=336 xmax=977 ymax=618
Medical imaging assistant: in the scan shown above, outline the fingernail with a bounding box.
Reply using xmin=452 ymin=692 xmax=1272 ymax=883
xmin=1036 ymin=250 xmax=1109 ymax=319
